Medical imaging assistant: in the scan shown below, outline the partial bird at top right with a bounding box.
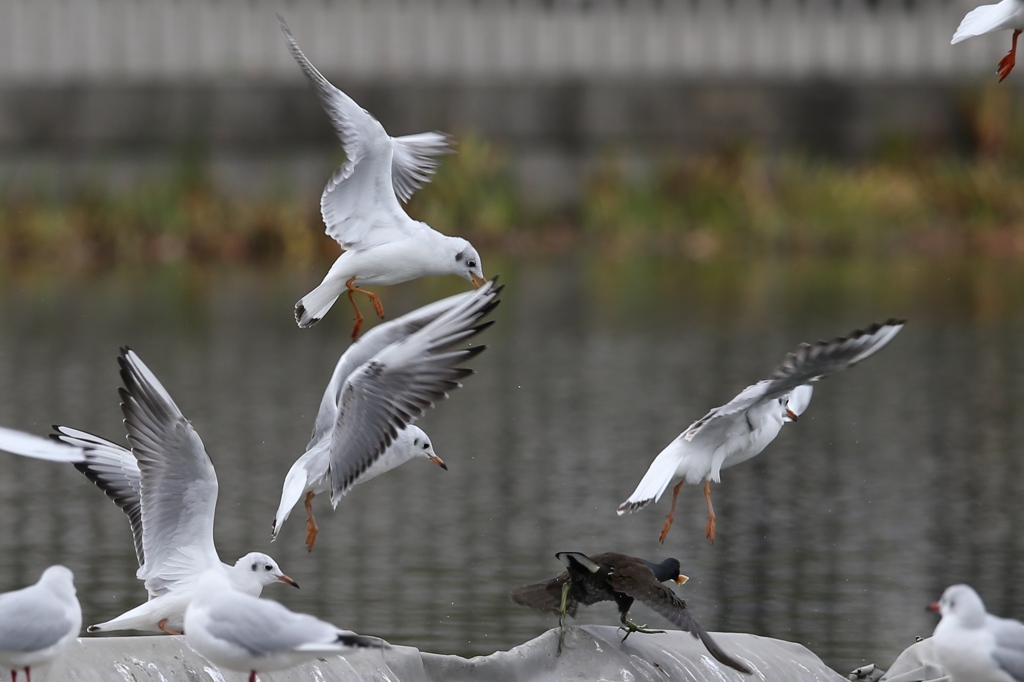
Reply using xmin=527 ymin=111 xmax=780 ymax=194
xmin=618 ymin=319 xmax=905 ymax=545
xmin=952 ymin=0 xmax=1024 ymax=82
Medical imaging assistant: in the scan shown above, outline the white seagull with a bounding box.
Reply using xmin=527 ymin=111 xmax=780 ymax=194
xmin=0 ymin=565 xmax=81 ymax=682
xmin=952 ymin=1 xmax=1024 ymax=82
xmin=617 ymin=319 xmax=905 ymax=544
xmin=51 ymin=348 xmax=297 ymax=635
xmin=185 ymin=569 xmax=387 ymax=682
xmin=273 ymin=281 xmax=501 ymax=551
xmin=279 ymin=16 xmax=485 ymax=339
xmin=930 ymin=584 xmax=1024 ymax=682
xmin=0 ymin=426 xmax=84 ymax=463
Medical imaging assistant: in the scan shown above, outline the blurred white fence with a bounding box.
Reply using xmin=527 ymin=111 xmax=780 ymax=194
xmin=0 ymin=0 xmax=1009 ymax=84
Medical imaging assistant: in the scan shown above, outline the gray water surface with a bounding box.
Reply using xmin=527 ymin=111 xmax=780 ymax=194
xmin=0 ymin=256 xmax=1022 ymax=675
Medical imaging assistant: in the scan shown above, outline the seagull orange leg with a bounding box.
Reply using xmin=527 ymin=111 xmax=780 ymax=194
xmin=346 ymin=283 xmax=366 ymax=341
xmin=704 ymin=480 xmax=717 ymax=544
xmin=158 ymin=618 xmax=182 ymax=635
xmin=998 ymin=29 xmax=1021 ymax=82
xmin=658 ymin=481 xmax=685 ymax=544
xmin=304 ymin=491 xmax=319 ymax=553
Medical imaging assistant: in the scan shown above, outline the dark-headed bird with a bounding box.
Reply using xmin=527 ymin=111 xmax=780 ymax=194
xmin=509 ymin=551 xmax=751 ymax=674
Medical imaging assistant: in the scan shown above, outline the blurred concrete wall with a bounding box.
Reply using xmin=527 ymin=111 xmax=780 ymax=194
xmin=0 ymin=0 xmax=1008 ymax=204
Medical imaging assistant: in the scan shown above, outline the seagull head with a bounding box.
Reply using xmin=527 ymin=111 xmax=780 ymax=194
xmin=234 ymin=552 xmax=299 ymax=590
xmin=929 ymin=584 xmax=987 ymax=629
xmin=451 ymin=239 xmax=486 ymax=288
xmin=394 ymin=425 xmax=447 ymax=470
xmin=783 ymin=385 xmax=814 ymax=423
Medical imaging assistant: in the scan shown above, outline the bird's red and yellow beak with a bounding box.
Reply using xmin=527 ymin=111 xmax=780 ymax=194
xmin=786 ymin=408 xmax=799 ymax=422
xmin=429 ymin=454 xmax=448 ymax=471
xmin=926 ymin=602 xmax=940 ymax=613
xmin=278 ymin=574 xmax=300 ymax=589
xmin=470 ymin=273 xmax=487 ymax=288
xmin=676 ymin=574 xmax=689 ymax=586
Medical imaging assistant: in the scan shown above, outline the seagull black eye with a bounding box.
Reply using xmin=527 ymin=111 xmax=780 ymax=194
xmin=265 ymin=564 xmax=273 ymax=571
xmin=467 ymin=259 xmax=477 ymax=268
xmin=422 ymin=442 xmax=430 ymax=449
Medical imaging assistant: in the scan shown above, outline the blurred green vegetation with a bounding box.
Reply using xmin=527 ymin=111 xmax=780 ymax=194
xmin=5 ymin=85 xmax=1024 ymax=268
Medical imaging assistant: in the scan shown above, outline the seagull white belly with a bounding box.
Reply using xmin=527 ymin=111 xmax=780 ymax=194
xmin=343 ymin=240 xmax=457 ymax=287
xmin=935 ymin=623 xmax=1014 ymax=682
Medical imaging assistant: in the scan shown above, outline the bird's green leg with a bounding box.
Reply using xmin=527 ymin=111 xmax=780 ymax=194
xmin=618 ymin=611 xmax=666 ymax=642
xmin=557 ymin=581 xmax=570 ymax=655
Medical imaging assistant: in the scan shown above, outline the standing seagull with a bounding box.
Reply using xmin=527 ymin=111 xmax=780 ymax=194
xmin=929 ymin=584 xmax=1024 ymax=682
xmin=279 ymin=17 xmax=485 ymax=338
xmin=509 ymin=551 xmax=750 ymax=673
xmin=49 ymin=348 xmax=297 ymax=634
xmin=0 ymin=565 xmax=81 ymax=682
xmin=273 ymin=282 xmax=500 ymax=551
xmin=185 ymin=570 xmax=387 ymax=682
xmin=953 ymin=1 xmax=1024 ymax=82
xmin=618 ymin=319 xmax=905 ymax=544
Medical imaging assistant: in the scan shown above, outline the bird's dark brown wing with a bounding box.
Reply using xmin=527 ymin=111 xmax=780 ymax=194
xmin=605 ymin=561 xmax=751 ymax=674
xmin=508 ymin=573 xmax=579 ymax=618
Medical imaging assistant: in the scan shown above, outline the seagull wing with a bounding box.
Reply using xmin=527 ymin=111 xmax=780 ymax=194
xmin=991 ymin=614 xmax=1024 ymax=682
xmin=326 ymin=281 xmax=500 ymax=505
xmin=278 ymin=17 xmax=421 ymax=250
xmin=118 ymin=348 xmax=222 ymax=596
xmin=0 ymin=426 xmax=84 ymax=463
xmin=54 ymin=426 xmax=145 ymax=569
xmin=685 ymin=319 xmax=906 ymax=437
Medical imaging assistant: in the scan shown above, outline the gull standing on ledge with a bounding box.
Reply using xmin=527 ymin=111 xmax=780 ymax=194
xmin=0 ymin=566 xmax=81 ymax=682
xmin=929 ymin=584 xmax=1024 ymax=682
xmin=50 ymin=348 xmax=297 ymax=635
xmin=273 ymin=281 xmax=500 ymax=551
xmin=953 ymin=1 xmax=1024 ymax=82
xmin=185 ymin=570 xmax=387 ymax=682
xmin=618 ymin=319 xmax=905 ymax=544
xmin=279 ymin=17 xmax=485 ymax=338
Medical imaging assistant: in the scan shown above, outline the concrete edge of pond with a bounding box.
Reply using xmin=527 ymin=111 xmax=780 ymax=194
xmin=35 ymin=625 xmax=856 ymax=681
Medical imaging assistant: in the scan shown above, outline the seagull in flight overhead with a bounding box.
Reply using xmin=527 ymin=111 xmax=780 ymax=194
xmin=617 ymin=319 xmax=905 ymax=544
xmin=279 ymin=16 xmax=485 ymax=339
xmin=273 ymin=281 xmax=500 ymax=551
xmin=50 ymin=348 xmax=297 ymax=634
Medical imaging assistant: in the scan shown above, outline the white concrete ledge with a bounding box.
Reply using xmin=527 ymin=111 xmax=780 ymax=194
xmin=38 ymin=625 xmax=847 ymax=681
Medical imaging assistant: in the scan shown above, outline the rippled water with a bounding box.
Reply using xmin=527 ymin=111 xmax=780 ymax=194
xmin=1 ymin=255 xmax=1023 ymax=675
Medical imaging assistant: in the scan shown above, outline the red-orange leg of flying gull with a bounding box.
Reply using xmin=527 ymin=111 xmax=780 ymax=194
xmin=704 ymin=480 xmax=717 ymax=544
xmin=999 ymin=29 xmax=1022 ymax=82
xmin=158 ymin=618 xmax=182 ymax=635
xmin=345 ymin=276 xmax=385 ymax=340
xmin=658 ymin=481 xmax=685 ymax=544
xmin=304 ymin=491 xmax=319 ymax=553
xmin=248 ymin=672 xmax=257 ymax=682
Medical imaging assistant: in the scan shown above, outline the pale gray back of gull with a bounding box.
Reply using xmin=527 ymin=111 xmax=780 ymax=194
xmin=278 ymin=16 xmax=485 ymax=336
xmin=930 ymin=583 xmax=1024 ymax=682
xmin=273 ymin=281 xmax=501 ymax=551
xmin=184 ymin=569 xmax=386 ymax=681
xmin=617 ymin=319 xmax=905 ymax=544
xmin=0 ymin=565 xmax=81 ymax=682
xmin=50 ymin=348 xmax=297 ymax=634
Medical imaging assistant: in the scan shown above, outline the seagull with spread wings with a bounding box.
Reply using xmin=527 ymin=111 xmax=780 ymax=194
xmin=618 ymin=319 xmax=905 ymax=544
xmin=273 ymin=281 xmax=500 ymax=551
xmin=279 ymin=17 xmax=485 ymax=338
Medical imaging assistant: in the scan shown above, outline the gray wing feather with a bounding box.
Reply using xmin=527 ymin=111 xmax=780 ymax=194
xmin=0 ymin=589 xmax=74 ymax=652
xmin=685 ymin=319 xmax=905 ymax=441
xmin=308 ymin=290 xmax=487 ymax=448
xmin=992 ymin=615 xmax=1024 ymax=681
xmin=205 ymin=596 xmax=341 ymax=657
xmin=118 ymin=348 xmax=222 ymax=591
xmin=55 ymin=426 xmax=145 ymax=568
xmin=327 ymin=282 xmax=500 ymax=505
xmin=390 ymin=132 xmax=452 ymax=202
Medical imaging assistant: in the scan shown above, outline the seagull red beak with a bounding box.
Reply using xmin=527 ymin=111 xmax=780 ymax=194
xmin=786 ymin=408 xmax=799 ymax=422
xmin=279 ymin=575 xmax=300 ymax=589
xmin=926 ymin=602 xmax=940 ymax=613
xmin=470 ymin=273 xmax=487 ymax=288
xmin=428 ymin=454 xmax=448 ymax=471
